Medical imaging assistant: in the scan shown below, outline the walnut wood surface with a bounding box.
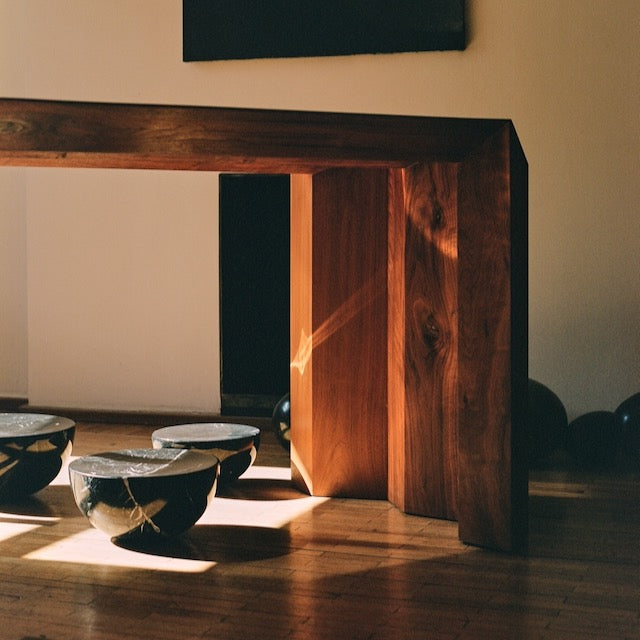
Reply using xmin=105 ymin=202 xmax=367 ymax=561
xmin=457 ymin=124 xmax=528 ymax=551
xmin=291 ymin=168 xmax=388 ymax=498
xmin=290 ymin=174 xmax=314 ymax=493
xmin=0 ymin=97 xmax=528 ymax=551
xmin=0 ymin=98 xmax=507 ymax=172
xmin=388 ymin=163 xmax=459 ymax=519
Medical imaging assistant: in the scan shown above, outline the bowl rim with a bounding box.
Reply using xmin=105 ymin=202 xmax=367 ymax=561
xmin=0 ymin=412 xmax=75 ymax=439
xmin=151 ymin=422 xmax=260 ymax=446
xmin=68 ymin=447 xmax=219 ymax=479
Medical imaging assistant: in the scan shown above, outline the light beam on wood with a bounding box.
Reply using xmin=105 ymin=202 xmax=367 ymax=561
xmin=0 ymin=98 xmax=528 ymax=552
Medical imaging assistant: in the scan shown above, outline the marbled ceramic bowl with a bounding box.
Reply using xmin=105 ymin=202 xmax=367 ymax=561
xmin=151 ymin=422 xmax=260 ymax=487
xmin=68 ymin=448 xmax=219 ymax=539
xmin=0 ymin=412 xmax=75 ymax=500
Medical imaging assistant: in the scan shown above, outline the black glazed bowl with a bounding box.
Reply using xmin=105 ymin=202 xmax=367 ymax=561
xmin=151 ymin=422 xmax=260 ymax=487
xmin=68 ymin=448 xmax=219 ymax=539
xmin=0 ymin=412 xmax=76 ymax=500
xmin=272 ymin=393 xmax=291 ymax=452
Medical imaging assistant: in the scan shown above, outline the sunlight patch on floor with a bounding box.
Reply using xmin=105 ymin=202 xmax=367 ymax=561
xmin=203 ymin=492 xmax=329 ymax=529
xmin=207 ymin=463 xmax=329 ymax=529
xmin=18 ymin=459 xmax=326 ymax=572
xmin=242 ymin=464 xmax=292 ymax=481
xmin=23 ymin=527 xmax=217 ymax=572
xmin=0 ymin=520 xmax=44 ymax=543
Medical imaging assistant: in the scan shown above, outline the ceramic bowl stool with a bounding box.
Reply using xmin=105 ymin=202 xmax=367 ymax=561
xmin=68 ymin=448 xmax=219 ymax=540
xmin=0 ymin=412 xmax=75 ymax=500
xmin=151 ymin=422 xmax=260 ymax=488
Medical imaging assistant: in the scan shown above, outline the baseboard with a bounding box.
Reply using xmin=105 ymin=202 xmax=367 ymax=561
xmin=221 ymin=393 xmax=282 ymax=417
xmin=16 ymin=404 xmax=272 ymax=428
xmin=0 ymin=397 xmax=28 ymax=411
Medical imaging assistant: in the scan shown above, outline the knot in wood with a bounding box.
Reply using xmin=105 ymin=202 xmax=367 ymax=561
xmin=431 ymin=203 xmax=444 ymax=230
xmin=0 ymin=119 xmax=26 ymax=135
xmin=422 ymin=312 xmax=441 ymax=349
xmin=413 ymin=301 xmax=442 ymax=352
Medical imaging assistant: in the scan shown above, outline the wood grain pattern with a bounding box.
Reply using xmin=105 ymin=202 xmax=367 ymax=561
xmin=1 ymin=421 xmax=637 ymax=640
xmin=290 ymin=174 xmax=314 ymax=493
xmin=0 ymin=98 xmax=507 ymax=172
xmin=386 ymin=169 xmax=408 ymax=510
xmin=291 ymin=168 xmax=389 ymax=498
xmin=509 ymin=129 xmax=530 ymax=548
xmin=457 ymin=123 xmax=528 ymax=552
xmin=387 ymin=163 xmax=459 ymax=519
xmin=0 ymin=98 xmax=529 ymax=551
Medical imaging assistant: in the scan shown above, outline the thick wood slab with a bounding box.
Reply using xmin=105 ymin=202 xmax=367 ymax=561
xmin=291 ymin=169 xmax=388 ymax=498
xmin=457 ymin=124 xmax=528 ymax=552
xmin=0 ymin=98 xmax=507 ymax=172
xmin=388 ymin=163 xmax=459 ymax=520
xmin=0 ymin=98 xmax=528 ymax=551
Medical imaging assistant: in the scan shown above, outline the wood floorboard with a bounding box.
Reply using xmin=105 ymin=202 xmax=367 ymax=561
xmin=0 ymin=420 xmax=638 ymax=640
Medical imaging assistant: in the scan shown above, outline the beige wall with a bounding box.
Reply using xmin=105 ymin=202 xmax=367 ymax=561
xmin=0 ymin=2 xmax=27 ymax=398
xmin=0 ymin=1 xmax=638 ymax=417
xmin=25 ymin=169 xmax=219 ymax=413
xmin=0 ymin=168 xmax=27 ymax=398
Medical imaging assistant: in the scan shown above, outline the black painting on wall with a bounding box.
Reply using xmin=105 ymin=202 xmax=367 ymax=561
xmin=183 ymin=1 xmax=465 ymax=61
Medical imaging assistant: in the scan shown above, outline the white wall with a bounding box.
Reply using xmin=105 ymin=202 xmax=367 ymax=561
xmin=0 ymin=2 xmax=27 ymax=399
xmin=0 ymin=168 xmax=27 ymax=398
xmin=0 ymin=1 xmax=638 ymax=418
xmin=25 ymin=168 xmax=219 ymax=413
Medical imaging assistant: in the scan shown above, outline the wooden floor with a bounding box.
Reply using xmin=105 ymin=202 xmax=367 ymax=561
xmin=1 ymin=420 xmax=638 ymax=640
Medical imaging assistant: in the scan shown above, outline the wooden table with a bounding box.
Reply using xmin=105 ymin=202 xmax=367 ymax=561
xmin=0 ymin=98 xmax=528 ymax=551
